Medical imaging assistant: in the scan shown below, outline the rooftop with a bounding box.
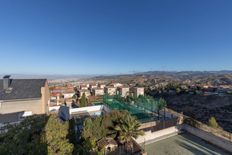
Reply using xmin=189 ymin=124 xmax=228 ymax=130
xmin=0 ymin=78 xmax=46 ymax=100
xmin=144 ymin=133 xmax=230 ymax=155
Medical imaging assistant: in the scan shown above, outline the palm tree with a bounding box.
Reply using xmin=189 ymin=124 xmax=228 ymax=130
xmin=113 ymin=114 xmax=144 ymax=152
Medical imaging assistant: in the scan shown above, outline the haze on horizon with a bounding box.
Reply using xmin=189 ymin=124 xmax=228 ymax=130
xmin=0 ymin=0 xmax=232 ymax=75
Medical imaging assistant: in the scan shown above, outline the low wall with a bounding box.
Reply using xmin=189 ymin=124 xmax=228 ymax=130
xmin=136 ymin=126 xmax=180 ymax=145
xmin=70 ymin=105 xmax=103 ymax=114
xmin=182 ymin=124 xmax=232 ymax=153
xmin=49 ymin=106 xmax=60 ymax=112
xmin=166 ymin=108 xmax=232 ymax=142
xmin=139 ymin=121 xmax=157 ymax=130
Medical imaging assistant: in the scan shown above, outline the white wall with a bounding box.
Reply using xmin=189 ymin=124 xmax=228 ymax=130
xmin=49 ymin=106 xmax=60 ymax=112
xmin=136 ymin=126 xmax=180 ymax=145
xmin=0 ymin=99 xmax=42 ymax=114
xmin=63 ymin=93 xmax=75 ymax=99
xmin=70 ymin=105 xmax=104 ymax=114
xmin=182 ymin=124 xmax=232 ymax=153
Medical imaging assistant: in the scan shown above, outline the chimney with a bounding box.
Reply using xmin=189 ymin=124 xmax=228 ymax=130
xmin=3 ymin=75 xmax=11 ymax=90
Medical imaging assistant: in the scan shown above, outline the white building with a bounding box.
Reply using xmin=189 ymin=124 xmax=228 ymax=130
xmin=104 ymin=87 xmax=117 ymax=96
xmin=132 ymin=87 xmax=144 ymax=97
xmin=89 ymin=84 xmax=98 ymax=90
xmin=80 ymin=84 xmax=89 ymax=90
xmin=118 ymin=87 xmax=130 ymax=97
xmin=79 ymin=90 xmax=91 ymax=98
xmin=93 ymin=88 xmax=104 ymax=96
xmin=98 ymin=84 xmax=106 ymax=89
xmin=111 ymin=83 xmax=123 ymax=88
xmin=63 ymin=91 xmax=75 ymax=99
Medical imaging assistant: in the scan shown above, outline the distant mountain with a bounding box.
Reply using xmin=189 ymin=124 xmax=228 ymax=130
xmin=135 ymin=70 xmax=232 ymax=76
xmin=0 ymin=74 xmax=95 ymax=80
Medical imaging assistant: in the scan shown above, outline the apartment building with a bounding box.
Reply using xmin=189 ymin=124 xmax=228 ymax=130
xmin=78 ymin=89 xmax=91 ymax=98
xmin=63 ymin=90 xmax=75 ymax=99
xmin=104 ymin=86 xmax=117 ymax=96
xmin=132 ymin=87 xmax=144 ymax=97
xmin=118 ymin=87 xmax=130 ymax=97
xmin=98 ymin=84 xmax=106 ymax=89
xmin=93 ymin=88 xmax=104 ymax=96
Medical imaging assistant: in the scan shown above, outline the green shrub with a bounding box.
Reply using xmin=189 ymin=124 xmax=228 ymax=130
xmin=208 ymin=117 xmax=219 ymax=128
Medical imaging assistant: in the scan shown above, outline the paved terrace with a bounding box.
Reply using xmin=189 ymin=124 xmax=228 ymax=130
xmin=144 ymin=133 xmax=230 ymax=155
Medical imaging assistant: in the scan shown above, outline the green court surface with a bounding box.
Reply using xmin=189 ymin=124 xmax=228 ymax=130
xmin=101 ymin=101 xmax=159 ymax=123
xmin=144 ymin=133 xmax=230 ymax=155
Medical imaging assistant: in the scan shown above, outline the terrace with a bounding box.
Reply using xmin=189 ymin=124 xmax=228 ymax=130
xmin=144 ymin=133 xmax=230 ymax=155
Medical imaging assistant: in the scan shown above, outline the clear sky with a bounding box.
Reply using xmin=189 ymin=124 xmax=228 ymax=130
xmin=0 ymin=0 xmax=232 ymax=75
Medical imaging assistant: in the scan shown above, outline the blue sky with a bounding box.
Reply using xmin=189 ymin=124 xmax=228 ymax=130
xmin=0 ymin=0 xmax=232 ymax=74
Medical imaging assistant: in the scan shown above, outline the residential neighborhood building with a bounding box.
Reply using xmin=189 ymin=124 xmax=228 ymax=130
xmin=92 ymin=88 xmax=104 ymax=96
xmin=0 ymin=75 xmax=50 ymax=123
xmin=110 ymin=82 xmax=123 ymax=88
xmin=89 ymin=84 xmax=98 ymax=90
xmin=63 ymin=90 xmax=75 ymax=99
xmin=104 ymin=86 xmax=117 ymax=96
xmin=78 ymin=89 xmax=91 ymax=98
xmin=80 ymin=84 xmax=88 ymax=90
xmin=98 ymin=84 xmax=106 ymax=89
xmin=118 ymin=87 xmax=130 ymax=97
xmin=132 ymin=87 xmax=144 ymax=97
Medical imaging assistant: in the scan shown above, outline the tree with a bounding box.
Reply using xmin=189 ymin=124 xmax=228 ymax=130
xmin=81 ymin=110 xmax=140 ymax=153
xmin=112 ymin=114 xmax=144 ymax=151
xmin=80 ymin=93 xmax=88 ymax=107
xmin=208 ymin=117 xmax=219 ymax=128
xmin=157 ymin=98 xmax=167 ymax=120
xmin=42 ymin=114 xmax=74 ymax=155
xmin=126 ymin=95 xmax=134 ymax=104
xmin=0 ymin=115 xmax=48 ymax=155
xmin=0 ymin=114 xmax=74 ymax=155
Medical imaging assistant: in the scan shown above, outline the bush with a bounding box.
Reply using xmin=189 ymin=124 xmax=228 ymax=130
xmin=208 ymin=117 xmax=219 ymax=128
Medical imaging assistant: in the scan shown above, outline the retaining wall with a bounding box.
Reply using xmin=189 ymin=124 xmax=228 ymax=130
xmin=182 ymin=124 xmax=232 ymax=153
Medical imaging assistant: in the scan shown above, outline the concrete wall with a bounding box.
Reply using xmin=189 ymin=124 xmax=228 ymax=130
xmin=70 ymin=105 xmax=105 ymax=114
xmin=182 ymin=124 xmax=232 ymax=153
xmin=0 ymin=80 xmax=50 ymax=115
xmin=0 ymin=99 xmax=43 ymax=114
xmin=136 ymin=126 xmax=180 ymax=145
xmin=49 ymin=106 xmax=60 ymax=112
xmin=41 ymin=81 xmax=50 ymax=113
xmin=63 ymin=93 xmax=75 ymax=99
